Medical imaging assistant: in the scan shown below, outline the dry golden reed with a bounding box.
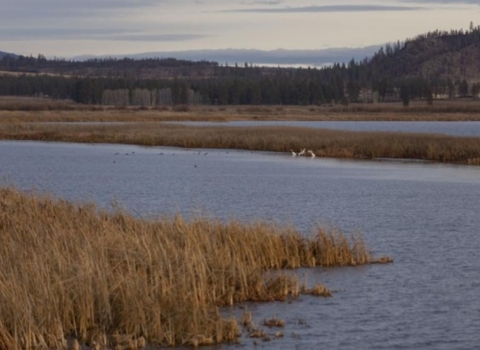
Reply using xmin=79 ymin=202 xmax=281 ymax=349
xmin=2 ymin=121 xmax=480 ymax=165
xmin=0 ymin=187 xmax=387 ymax=349
xmin=262 ymin=315 xmax=285 ymax=328
xmin=304 ymin=284 xmax=333 ymax=297
xmin=4 ymin=99 xmax=480 ymax=124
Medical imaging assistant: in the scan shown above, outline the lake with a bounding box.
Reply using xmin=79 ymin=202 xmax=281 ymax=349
xmin=172 ymin=120 xmax=480 ymax=136
xmin=1 ymin=140 xmax=480 ymax=349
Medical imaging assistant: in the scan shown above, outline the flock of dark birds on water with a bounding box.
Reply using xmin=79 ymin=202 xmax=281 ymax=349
xmin=111 ymin=148 xmax=316 ymax=167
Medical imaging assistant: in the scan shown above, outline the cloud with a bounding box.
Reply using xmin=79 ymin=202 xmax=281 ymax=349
xmin=1 ymin=0 xmax=160 ymax=10
xmin=224 ymin=5 xmax=424 ymax=13
xmin=107 ymin=34 xmax=208 ymax=42
xmin=0 ymin=28 xmax=207 ymax=42
xmin=243 ymin=1 xmax=282 ymax=5
xmin=401 ymin=0 xmax=479 ymax=4
xmin=0 ymin=0 xmax=163 ymax=20
xmin=0 ymin=0 xmax=205 ymax=43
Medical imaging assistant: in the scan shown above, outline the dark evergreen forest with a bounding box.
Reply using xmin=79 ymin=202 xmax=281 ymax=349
xmin=1 ymin=27 xmax=480 ymax=106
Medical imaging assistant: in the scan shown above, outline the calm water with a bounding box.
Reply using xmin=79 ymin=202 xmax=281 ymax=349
xmin=173 ymin=120 xmax=480 ymax=136
xmin=1 ymin=141 xmax=480 ymax=349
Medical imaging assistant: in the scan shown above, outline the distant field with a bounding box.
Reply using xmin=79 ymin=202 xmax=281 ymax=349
xmin=2 ymin=96 xmax=480 ymax=122
xmin=2 ymin=96 xmax=480 ymax=165
xmin=0 ymin=70 xmax=69 ymax=77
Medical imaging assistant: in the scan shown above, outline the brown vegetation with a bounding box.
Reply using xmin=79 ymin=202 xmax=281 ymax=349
xmin=320 ymin=100 xmax=480 ymax=115
xmin=2 ymin=122 xmax=480 ymax=165
xmin=0 ymin=96 xmax=100 ymax=112
xmin=0 ymin=187 xmax=388 ymax=349
xmin=304 ymin=284 xmax=333 ymax=297
xmin=262 ymin=315 xmax=285 ymax=328
xmin=3 ymin=97 xmax=480 ymax=122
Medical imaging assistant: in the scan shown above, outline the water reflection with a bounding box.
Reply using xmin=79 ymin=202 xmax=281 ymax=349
xmin=1 ymin=140 xmax=480 ymax=349
xmin=172 ymin=120 xmax=480 ymax=136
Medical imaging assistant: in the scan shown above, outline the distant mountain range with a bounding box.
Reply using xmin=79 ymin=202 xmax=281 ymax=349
xmin=72 ymin=46 xmax=383 ymax=67
xmin=2 ymin=27 xmax=480 ymax=105
xmin=2 ymin=27 xmax=480 ymax=84
xmin=0 ymin=51 xmax=17 ymax=59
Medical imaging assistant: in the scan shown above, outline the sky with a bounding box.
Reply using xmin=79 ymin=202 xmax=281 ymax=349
xmin=0 ymin=0 xmax=479 ymax=59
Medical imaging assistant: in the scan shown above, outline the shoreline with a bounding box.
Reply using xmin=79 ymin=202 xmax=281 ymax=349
xmin=0 ymin=187 xmax=391 ymax=348
xmin=2 ymin=122 xmax=480 ymax=165
xmin=3 ymin=100 xmax=480 ymax=123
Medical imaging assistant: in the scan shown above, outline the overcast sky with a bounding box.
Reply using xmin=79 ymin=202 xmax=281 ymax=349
xmin=0 ymin=0 xmax=479 ymax=58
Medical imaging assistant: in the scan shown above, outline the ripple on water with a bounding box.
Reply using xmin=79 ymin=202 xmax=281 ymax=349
xmin=1 ymin=140 xmax=480 ymax=349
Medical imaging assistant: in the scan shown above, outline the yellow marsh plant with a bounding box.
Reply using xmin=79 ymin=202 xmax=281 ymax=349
xmin=0 ymin=187 xmax=383 ymax=349
xmin=2 ymin=122 xmax=480 ymax=164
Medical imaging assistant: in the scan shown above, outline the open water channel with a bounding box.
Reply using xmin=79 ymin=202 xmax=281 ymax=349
xmin=1 ymin=140 xmax=480 ymax=349
xmin=172 ymin=120 xmax=480 ymax=137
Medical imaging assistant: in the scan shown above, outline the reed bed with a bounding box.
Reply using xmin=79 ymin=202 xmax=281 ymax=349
xmin=3 ymin=101 xmax=480 ymax=123
xmin=0 ymin=187 xmax=388 ymax=349
xmin=0 ymin=97 xmax=99 ymax=112
xmin=322 ymin=100 xmax=480 ymax=114
xmin=0 ymin=109 xmax=231 ymax=124
xmin=2 ymin=122 xmax=480 ymax=165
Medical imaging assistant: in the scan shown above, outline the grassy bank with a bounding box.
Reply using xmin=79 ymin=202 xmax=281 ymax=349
xmin=3 ymin=98 xmax=480 ymax=122
xmin=2 ymin=122 xmax=480 ymax=165
xmin=0 ymin=187 xmax=390 ymax=348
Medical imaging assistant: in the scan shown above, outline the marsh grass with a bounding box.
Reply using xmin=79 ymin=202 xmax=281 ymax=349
xmin=0 ymin=187 xmax=388 ymax=349
xmin=0 ymin=109 xmax=231 ymax=124
xmin=262 ymin=315 xmax=285 ymax=328
xmin=305 ymin=284 xmax=333 ymax=297
xmin=2 ymin=122 xmax=480 ymax=164
xmin=4 ymin=99 xmax=480 ymax=123
xmin=0 ymin=97 xmax=101 ymax=112
xmin=326 ymin=100 xmax=480 ymax=114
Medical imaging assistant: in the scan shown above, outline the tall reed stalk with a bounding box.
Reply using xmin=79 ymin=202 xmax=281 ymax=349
xmin=0 ymin=187 xmax=388 ymax=349
xmin=1 ymin=122 xmax=480 ymax=164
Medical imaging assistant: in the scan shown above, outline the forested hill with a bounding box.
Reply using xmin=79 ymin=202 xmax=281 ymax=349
xmin=1 ymin=26 xmax=480 ymax=105
xmin=365 ymin=26 xmax=480 ymax=82
xmin=0 ymin=55 xmax=219 ymax=78
xmin=0 ymin=51 xmax=17 ymax=59
xmin=2 ymin=26 xmax=480 ymax=82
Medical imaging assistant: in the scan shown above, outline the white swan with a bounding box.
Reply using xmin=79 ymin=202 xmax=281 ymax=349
xmin=291 ymin=149 xmax=297 ymax=156
xmin=308 ymin=150 xmax=316 ymax=158
xmin=298 ymin=148 xmax=306 ymax=156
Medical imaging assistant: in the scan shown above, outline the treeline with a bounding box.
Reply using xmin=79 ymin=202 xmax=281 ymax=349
xmin=365 ymin=25 xmax=480 ymax=81
xmin=0 ymin=71 xmax=476 ymax=107
xmin=0 ymin=73 xmax=342 ymax=105
xmin=0 ymin=55 xmax=217 ymax=72
xmin=1 ymin=26 xmax=480 ymax=106
xmin=3 ymin=72 xmax=478 ymax=106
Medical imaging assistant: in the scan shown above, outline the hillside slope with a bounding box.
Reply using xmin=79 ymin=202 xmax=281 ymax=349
xmin=367 ymin=28 xmax=480 ymax=83
xmin=1 ymin=27 xmax=480 ymax=105
xmin=1 ymin=27 xmax=480 ymax=84
xmin=0 ymin=51 xmax=17 ymax=59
